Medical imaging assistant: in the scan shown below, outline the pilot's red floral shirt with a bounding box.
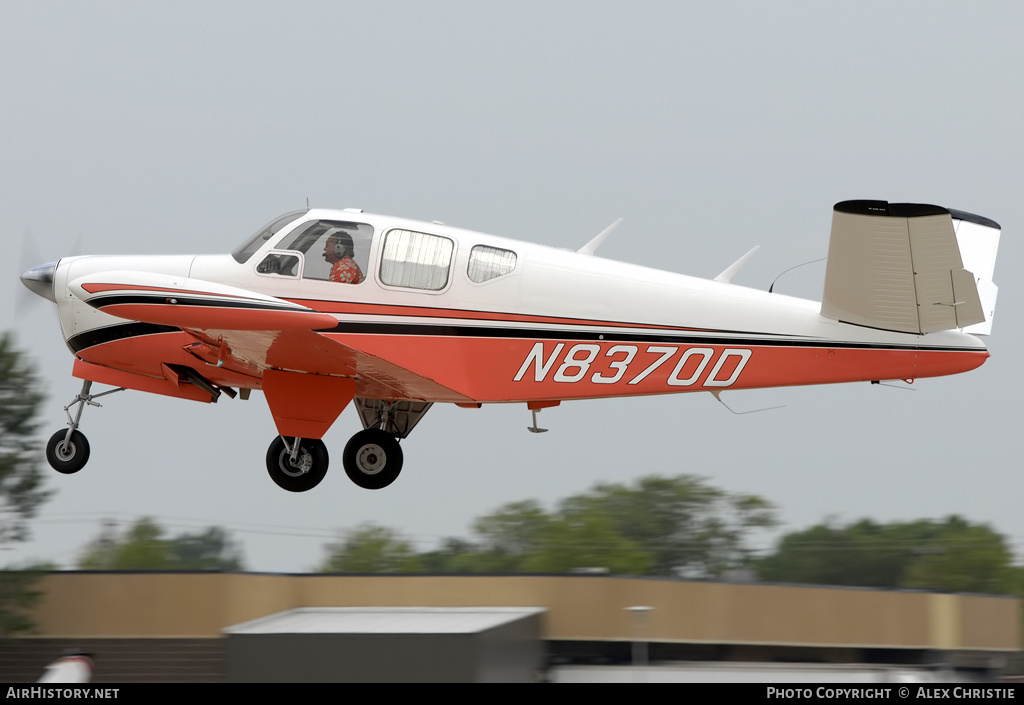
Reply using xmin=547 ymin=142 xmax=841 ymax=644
xmin=330 ymin=257 xmax=363 ymax=284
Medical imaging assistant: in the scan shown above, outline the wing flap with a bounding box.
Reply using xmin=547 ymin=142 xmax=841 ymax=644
xmin=185 ymin=327 xmax=476 ymax=403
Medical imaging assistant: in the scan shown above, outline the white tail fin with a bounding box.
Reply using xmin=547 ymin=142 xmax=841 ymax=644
xmin=950 ymin=209 xmax=1000 ymax=335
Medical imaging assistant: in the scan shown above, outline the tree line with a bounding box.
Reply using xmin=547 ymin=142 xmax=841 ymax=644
xmin=66 ymin=476 xmax=1022 ymax=598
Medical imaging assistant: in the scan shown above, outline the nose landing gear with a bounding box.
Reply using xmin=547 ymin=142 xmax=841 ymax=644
xmin=44 ymin=380 xmax=124 ymax=475
xmin=45 ymin=429 xmax=90 ymax=475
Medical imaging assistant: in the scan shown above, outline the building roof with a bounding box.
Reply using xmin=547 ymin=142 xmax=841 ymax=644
xmin=224 ymin=606 xmax=546 ymax=635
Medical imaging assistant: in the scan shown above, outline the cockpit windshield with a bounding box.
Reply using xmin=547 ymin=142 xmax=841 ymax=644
xmin=231 ymin=209 xmax=308 ymax=264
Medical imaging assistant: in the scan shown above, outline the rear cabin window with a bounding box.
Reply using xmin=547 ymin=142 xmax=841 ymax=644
xmin=468 ymin=245 xmax=517 ymax=283
xmin=379 ymin=229 xmax=454 ymax=291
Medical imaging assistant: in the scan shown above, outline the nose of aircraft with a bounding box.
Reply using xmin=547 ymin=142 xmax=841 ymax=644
xmin=20 ymin=261 xmax=58 ymax=303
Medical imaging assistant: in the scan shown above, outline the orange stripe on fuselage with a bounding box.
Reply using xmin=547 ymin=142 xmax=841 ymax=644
xmin=330 ymin=334 xmax=988 ymax=402
xmin=69 ymin=322 xmax=988 ymax=406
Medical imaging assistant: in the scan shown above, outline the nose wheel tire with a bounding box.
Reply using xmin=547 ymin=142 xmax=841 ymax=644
xmin=45 ymin=429 xmax=91 ymax=474
xmin=343 ymin=429 xmax=403 ymax=490
xmin=266 ymin=437 xmax=329 ymax=492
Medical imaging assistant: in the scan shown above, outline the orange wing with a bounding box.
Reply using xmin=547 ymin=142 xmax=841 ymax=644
xmin=68 ymin=271 xmax=473 ymax=438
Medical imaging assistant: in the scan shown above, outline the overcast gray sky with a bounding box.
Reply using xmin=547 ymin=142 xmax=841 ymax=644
xmin=2 ymin=1 xmax=1021 ymax=573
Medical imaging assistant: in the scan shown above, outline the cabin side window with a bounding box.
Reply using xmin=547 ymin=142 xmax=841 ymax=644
xmin=279 ymin=220 xmax=373 ymax=284
xmin=379 ymin=229 xmax=454 ymax=291
xmin=468 ymin=245 xmax=517 ymax=283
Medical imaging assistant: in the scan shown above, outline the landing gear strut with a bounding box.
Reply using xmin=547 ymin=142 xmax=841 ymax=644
xmin=262 ymin=399 xmax=430 ymax=492
xmin=45 ymin=380 xmax=124 ymax=475
xmin=265 ymin=436 xmax=329 ymax=492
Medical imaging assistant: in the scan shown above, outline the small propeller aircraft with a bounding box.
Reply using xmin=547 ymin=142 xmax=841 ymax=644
xmin=20 ymin=200 xmax=1000 ymax=492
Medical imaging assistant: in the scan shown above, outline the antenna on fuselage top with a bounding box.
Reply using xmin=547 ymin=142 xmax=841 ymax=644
xmin=714 ymin=246 xmax=760 ymax=283
xmin=578 ymin=218 xmax=623 ymax=256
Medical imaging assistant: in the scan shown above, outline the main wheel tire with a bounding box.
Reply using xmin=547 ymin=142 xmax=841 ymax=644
xmin=342 ymin=429 xmax=403 ymax=490
xmin=266 ymin=437 xmax=329 ymax=492
xmin=46 ymin=429 xmax=91 ymax=475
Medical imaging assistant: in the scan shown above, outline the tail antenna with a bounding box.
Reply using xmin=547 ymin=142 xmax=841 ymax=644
xmin=768 ymin=257 xmax=827 ymax=293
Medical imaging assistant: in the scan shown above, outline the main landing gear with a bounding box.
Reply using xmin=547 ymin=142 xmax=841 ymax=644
xmin=263 ymin=430 xmax=402 ymax=493
xmin=343 ymin=399 xmax=431 ymax=490
xmin=342 ymin=428 xmax=403 ymax=490
xmin=263 ymin=399 xmax=432 ymax=493
xmin=45 ymin=380 xmax=124 ymax=475
xmin=263 ymin=428 xmax=404 ymax=493
xmin=265 ymin=437 xmax=329 ymax=492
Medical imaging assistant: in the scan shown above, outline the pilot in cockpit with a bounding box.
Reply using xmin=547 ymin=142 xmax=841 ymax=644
xmin=323 ymin=230 xmax=364 ymax=284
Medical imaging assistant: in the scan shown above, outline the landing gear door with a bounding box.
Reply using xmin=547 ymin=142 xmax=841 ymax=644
xmin=354 ymin=398 xmax=433 ymax=439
